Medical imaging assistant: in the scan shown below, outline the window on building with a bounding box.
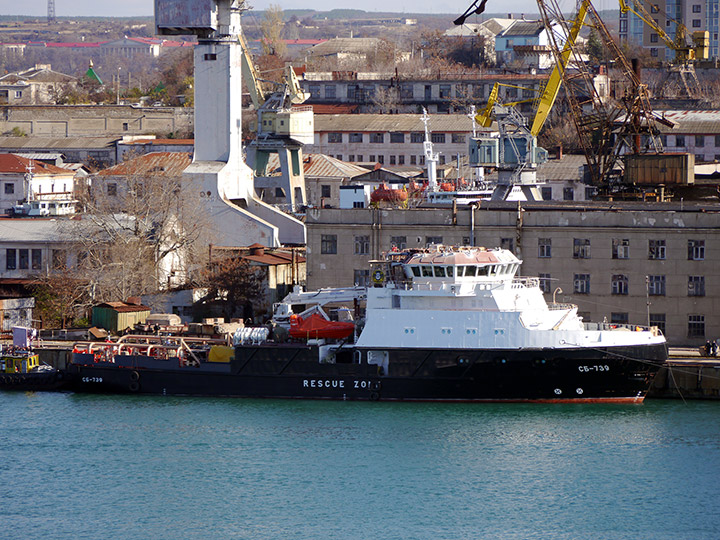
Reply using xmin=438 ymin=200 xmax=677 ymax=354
xmin=692 ymin=19 xmax=701 ymax=27
xmin=426 ymin=236 xmax=443 ymax=246
xmin=419 ymin=155 xmax=425 ymax=166
xmin=563 ymin=187 xmax=574 ymax=201
xmin=389 ymin=155 xmax=396 ymax=165
xmin=649 ymin=239 xmax=666 ymax=260
xmin=369 ymin=155 xmax=376 ymax=162
xmin=611 ymin=312 xmax=629 ymax=325
xmin=439 ymin=155 xmax=446 ymax=165
xmin=439 ymin=84 xmax=451 ymax=98
xmin=18 ymin=249 xmax=28 ymax=270
xmin=348 ymin=155 xmax=355 ymax=162
xmin=410 ymin=155 xmax=417 ymax=165
xmin=122 ymin=123 xmax=129 ymax=131
xmin=370 ymin=133 xmax=384 ymax=143
xmin=696 ymin=135 xmax=705 ymax=147
xmin=354 ymin=235 xmax=370 ymax=255
xmin=349 ymin=133 xmax=363 ymax=143
xmin=688 ymin=275 xmax=705 ymax=296
xmin=574 ymin=273 xmax=590 ymax=294
xmin=612 ymin=238 xmax=630 ymax=259
xmin=6 ymin=248 xmax=16 ymax=270
xmin=107 ymin=183 xmax=117 ymax=196
xmin=693 ymin=4 xmax=702 ymax=12
xmin=400 ymin=84 xmax=413 ymax=99
xmin=715 ymin=134 xmax=720 ymax=147
xmin=573 ymin=238 xmax=591 ymax=259
xmin=410 ymin=132 xmax=424 ymax=143
xmin=688 ymin=314 xmax=705 ymax=337
xmin=321 ymin=185 xmax=331 ymax=198
xmin=328 ymin=132 xmax=342 ymax=143
xmin=398 ymin=155 xmax=405 ymax=165
xmin=321 ymin=234 xmax=337 ymax=254
xmin=52 ymin=249 xmax=67 ymax=269
xmin=688 ymin=239 xmax=705 ymax=260
xmin=650 ymin=33 xmax=659 ymax=43
xmin=390 ymin=132 xmax=405 ymax=143
xmin=648 ymin=275 xmax=665 ymax=296
xmin=356 ymin=155 xmax=363 ymax=162
xmin=451 ymin=134 xmax=466 ymax=144
xmin=649 ymin=313 xmax=666 ymax=334
xmin=391 ymin=236 xmax=407 ymax=250
xmin=541 ymin=186 xmax=552 ymax=200
xmin=31 ymin=249 xmax=42 ymax=270
xmin=538 ymin=238 xmax=552 ymax=258
xmin=585 ymin=186 xmax=596 ymax=200
xmin=324 ymin=85 xmax=336 ymax=99
xmin=650 ymin=48 xmax=659 ymax=57
xmin=612 ymin=274 xmax=629 ymax=295
xmin=308 ymin=84 xmax=321 ymax=98
xmin=354 ymin=269 xmax=370 ymax=287
xmin=501 ymin=238 xmax=514 ymax=253
xmin=377 ymin=155 xmax=384 ymax=164
xmin=14 ymin=90 xmax=22 ymax=99
xmin=620 ymin=20 xmax=628 ymax=32
xmin=431 ymin=133 xmax=446 ymax=144
xmin=538 ymin=273 xmax=551 ymax=294
xmin=4 ymin=183 xmax=14 ymax=194
xmin=676 ymin=135 xmax=685 ymax=147
xmin=353 ymin=201 xmax=365 ymax=208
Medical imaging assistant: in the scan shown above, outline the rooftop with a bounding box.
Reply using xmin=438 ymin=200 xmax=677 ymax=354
xmin=96 ymin=152 xmax=191 ymax=177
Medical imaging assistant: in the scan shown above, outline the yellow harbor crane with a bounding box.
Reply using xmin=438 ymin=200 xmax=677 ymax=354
xmin=619 ymin=0 xmax=709 ymax=99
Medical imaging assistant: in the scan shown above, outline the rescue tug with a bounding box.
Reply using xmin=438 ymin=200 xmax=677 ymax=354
xmin=62 ymin=245 xmax=666 ymax=402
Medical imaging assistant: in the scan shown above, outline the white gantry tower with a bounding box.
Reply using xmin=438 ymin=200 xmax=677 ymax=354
xmin=154 ymin=0 xmax=305 ymax=247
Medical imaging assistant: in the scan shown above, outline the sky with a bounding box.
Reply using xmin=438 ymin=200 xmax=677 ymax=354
xmin=7 ymin=0 xmax=557 ymax=18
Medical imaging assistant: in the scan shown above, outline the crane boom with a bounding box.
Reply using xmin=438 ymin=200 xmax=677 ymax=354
xmin=530 ymin=0 xmax=588 ymax=137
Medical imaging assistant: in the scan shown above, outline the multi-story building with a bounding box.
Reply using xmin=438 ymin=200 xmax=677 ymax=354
xmin=656 ymin=109 xmax=720 ymax=162
xmin=0 ymin=64 xmax=77 ymax=105
xmin=300 ymin=72 xmax=546 ymax=114
xmin=308 ymin=114 xmax=477 ymax=167
xmin=305 ymin=201 xmax=720 ymax=346
xmin=619 ymin=0 xmax=719 ymax=60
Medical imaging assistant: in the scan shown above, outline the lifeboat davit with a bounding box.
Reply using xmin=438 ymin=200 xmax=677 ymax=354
xmin=289 ymin=313 xmax=355 ymax=340
xmin=370 ymin=183 xmax=408 ymax=203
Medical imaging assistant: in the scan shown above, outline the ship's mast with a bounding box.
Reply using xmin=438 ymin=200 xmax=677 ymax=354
xmin=422 ymin=108 xmax=439 ymax=192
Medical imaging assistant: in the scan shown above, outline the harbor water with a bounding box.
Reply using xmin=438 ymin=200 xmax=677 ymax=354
xmin=3 ymin=393 xmax=720 ymax=539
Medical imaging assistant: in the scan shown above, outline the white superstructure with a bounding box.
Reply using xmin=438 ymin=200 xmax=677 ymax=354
xmin=356 ymin=245 xmax=666 ymax=350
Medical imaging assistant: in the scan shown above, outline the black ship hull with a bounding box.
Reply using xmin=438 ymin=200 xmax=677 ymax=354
xmin=64 ymin=342 xmax=667 ymax=403
xmin=0 ymin=370 xmax=69 ymax=392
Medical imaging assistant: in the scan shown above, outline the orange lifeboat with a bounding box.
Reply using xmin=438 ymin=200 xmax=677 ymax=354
xmin=289 ymin=313 xmax=355 ymax=340
xmin=370 ymin=183 xmax=408 ymax=203
xmin=440 ymin=182 xmax=455 ymax=192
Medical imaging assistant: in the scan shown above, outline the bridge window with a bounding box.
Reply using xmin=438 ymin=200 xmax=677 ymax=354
xmin=410 ymin=266 xmax=421 ymax=277
xmin=434 ymin=266 xmax=446 ymax=277
xmin=421 ymin=265 xmax=433 ymax=277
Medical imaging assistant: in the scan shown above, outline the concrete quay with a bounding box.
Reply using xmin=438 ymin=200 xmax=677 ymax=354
xmin=648 ymin=348 xmax=720 ymax=399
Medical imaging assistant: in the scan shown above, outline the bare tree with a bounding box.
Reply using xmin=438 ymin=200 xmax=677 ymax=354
xmin=260 ymin=5 xmax=287 ymax=57
xmin=194 ymin=256 xmax=263 ymax=322
xmin=67 ymin=159 xmax=215 ymax=305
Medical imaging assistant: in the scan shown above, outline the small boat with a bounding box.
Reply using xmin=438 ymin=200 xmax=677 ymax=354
xmin=370 ymin=183 xmax=408 ymax=203
xmin=0 ymin=351 xmax=67 ymax=392
xmin=289 ymin=313 xmax=355 ymax=340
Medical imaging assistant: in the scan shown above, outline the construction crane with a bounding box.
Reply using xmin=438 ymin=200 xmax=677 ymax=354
xmin=619 ymin=0 xmax=709 ymax=99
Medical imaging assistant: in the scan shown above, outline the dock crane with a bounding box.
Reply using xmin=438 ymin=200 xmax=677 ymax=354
xmin=618 ymin=0 xmax=708 ymax=99
xmin=239 ymin=29 xmax=314 ymax=211
xmin=463 ymin=2 xmax=586 ymax=200
xmin=459 ymin=0 xmax=674 ymax=194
